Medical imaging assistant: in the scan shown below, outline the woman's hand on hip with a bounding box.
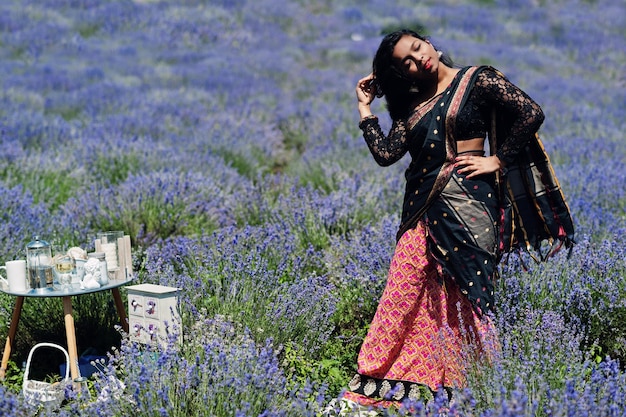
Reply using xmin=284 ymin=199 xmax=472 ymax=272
xmin=455 ymin=155 xmax=504 ymax=178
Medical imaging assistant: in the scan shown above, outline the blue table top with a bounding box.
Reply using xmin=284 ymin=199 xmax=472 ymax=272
xmin=0 ymin=275 xmax=135 ymax=298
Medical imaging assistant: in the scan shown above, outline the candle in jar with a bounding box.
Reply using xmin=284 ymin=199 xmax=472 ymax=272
xmin=100 ymin=242 xmax=119 ymax=270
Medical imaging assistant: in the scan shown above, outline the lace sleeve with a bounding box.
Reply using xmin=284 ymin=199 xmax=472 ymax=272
xmin=476 ymin=68 xmax=545 ymax=166
xmin=359 ymin=116 xmax=409 ymax=166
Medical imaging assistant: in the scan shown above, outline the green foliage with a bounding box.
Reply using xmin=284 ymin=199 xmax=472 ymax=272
xmin=282 ymin=341 xmax=347 ymax=397
xmin=232 ymin=175 xmax=287 ymax=228
xmin=0 ymin=360 xmax=24 ymax=394
xmin=292 ymin=160 xmax=338 ymax=194
xmin=585 ymin=297 xmax=626 ymax=366
xmin=332 ymin=284 xmax=377 ymax=340
xmin=217 ymin=148 xmax=256 ymax=178
xmin=90 ymin=180 xmax=224 ymax=247
xmin=46 ymin=105 xmax=84 ymax=122
xmin=192 ymin=272 xmax=316 ymax=353
xmin=75 ymin=23 xmax=101 ymax=38
xmin=89 ymin=153 xmax=140 ymax=186
xmin=294 ymin=210 xmax=332 ymax=251
xmin=278 ymin=117 xmax=308 ymax=157
xmin=1 ymin=165 xmax=79 ymax=210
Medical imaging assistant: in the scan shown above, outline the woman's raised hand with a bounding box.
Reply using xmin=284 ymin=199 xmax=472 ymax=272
xmin=356 ymin=73 xmax=377 ymax=107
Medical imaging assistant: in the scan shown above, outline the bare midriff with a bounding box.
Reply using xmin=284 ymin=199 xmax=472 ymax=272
xmin=457 ymin=137 xmax=485 ymax=154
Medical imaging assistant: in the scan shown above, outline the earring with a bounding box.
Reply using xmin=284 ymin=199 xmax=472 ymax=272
xmin=437 ymin=50 xmax=443 ymax=58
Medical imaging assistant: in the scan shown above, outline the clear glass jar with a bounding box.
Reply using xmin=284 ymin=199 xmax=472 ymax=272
xmin=88 ymin=252 xmax=108 ymax=285
xmin=97 ymin=231 xmax=123 ymax=274
xmin=54 ymin=254 xmax=75 ymax=290
xmin=73 ymin=376 xmax=91 ymax=401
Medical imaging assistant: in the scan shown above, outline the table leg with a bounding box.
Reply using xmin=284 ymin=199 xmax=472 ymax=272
xmin=62 ymin=296 xmax=80 ymax=381
xmin=0 ymin=296 xmax=24 ymax=380
xmin=111 ymin=287 xmax=128 ymax=333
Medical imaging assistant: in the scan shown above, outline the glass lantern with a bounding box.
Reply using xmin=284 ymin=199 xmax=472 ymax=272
xmin=26 ymin=236 xmax=54 ymax=293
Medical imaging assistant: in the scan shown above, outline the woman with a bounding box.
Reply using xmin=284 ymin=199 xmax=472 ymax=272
xmin=342 ymin=29 xmax=574 ymax=409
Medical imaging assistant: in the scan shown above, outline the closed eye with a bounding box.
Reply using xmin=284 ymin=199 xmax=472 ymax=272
xmin=402 ymin=58 xmax=415 ymax=73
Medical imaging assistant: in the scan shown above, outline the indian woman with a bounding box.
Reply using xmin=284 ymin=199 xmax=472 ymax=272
xmin=342 ymin=29 xmax=574 ymax=410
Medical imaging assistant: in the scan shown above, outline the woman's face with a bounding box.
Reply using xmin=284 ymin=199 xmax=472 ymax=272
xmin=391 ymin=35 xmax=439 ymax=80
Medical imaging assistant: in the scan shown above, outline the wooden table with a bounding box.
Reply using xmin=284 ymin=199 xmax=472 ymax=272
xmin=0 ymin=277 xmax=133 ymax=381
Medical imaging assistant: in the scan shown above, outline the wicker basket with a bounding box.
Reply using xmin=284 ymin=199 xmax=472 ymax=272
xmin=23 ymin=343 xmax=71 ymax=409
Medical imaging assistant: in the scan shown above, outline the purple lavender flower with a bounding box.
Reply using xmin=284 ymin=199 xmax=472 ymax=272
xmin=0 ymin=0 xmax=624 ymax=415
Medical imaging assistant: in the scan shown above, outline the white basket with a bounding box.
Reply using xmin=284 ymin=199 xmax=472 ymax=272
xmin=23 ymin=343 xmax=71 ymax=409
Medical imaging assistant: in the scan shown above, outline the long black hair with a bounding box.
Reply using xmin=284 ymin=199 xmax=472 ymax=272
xmin=372 ymin=29 xmax=454 ymax=120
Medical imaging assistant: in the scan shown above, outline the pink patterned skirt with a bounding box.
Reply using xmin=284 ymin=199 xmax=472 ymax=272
xmin=343 ymin=221 xmax=497 ymax=408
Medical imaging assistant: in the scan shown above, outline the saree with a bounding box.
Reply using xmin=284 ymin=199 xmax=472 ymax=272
xmin=397 ymin=66 xmax=500 ymax=313
xmin=344 ymin=67 xmax=498 ymax=406
xmin=342 ymin=220 xmax=498 ymax=406
xmin=344 ymin=66 xmax=574 ymax=406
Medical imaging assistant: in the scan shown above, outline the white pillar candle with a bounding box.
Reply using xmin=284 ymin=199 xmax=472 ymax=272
xmin=101 ymin=242 xmax=119 ymax=270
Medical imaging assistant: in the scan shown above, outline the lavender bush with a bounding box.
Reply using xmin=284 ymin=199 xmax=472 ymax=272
xmin=0 ymin=0 xmax=624 ymax=415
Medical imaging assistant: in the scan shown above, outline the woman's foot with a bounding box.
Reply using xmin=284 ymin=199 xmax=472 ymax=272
xmin=320 ymin=398 xmax=382 ymax=416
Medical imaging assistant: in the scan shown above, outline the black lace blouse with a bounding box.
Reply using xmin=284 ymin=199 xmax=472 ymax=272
xmin=359 ymin=67 xmax=544 ymax=167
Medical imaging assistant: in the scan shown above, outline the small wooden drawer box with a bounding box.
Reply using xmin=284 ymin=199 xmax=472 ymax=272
xmin=126 ymin=284 xmax=180 ymax=346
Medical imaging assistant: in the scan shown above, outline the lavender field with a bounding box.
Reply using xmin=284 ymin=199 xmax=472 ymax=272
xmin=0 ymin=0 xmax=625 ymax=415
